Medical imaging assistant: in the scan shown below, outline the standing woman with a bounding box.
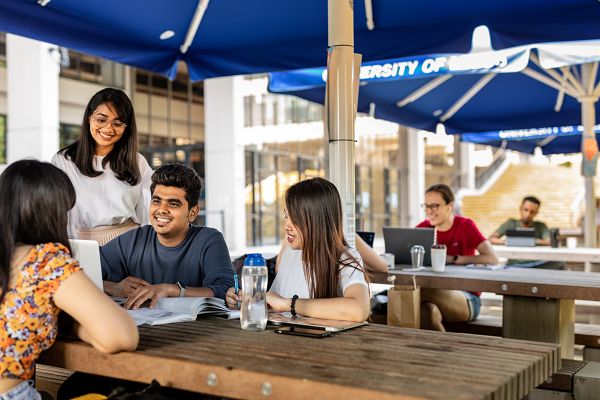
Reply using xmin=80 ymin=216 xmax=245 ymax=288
xmin=416 ymin=183 xmax=498 ymax=331
xmin=0 ymin=160 xmax=138 ymax=399
xmin=227 ymin=177 xmax=370 ymax=322
xmin=52 ymin=88 xmax=153 ymax=245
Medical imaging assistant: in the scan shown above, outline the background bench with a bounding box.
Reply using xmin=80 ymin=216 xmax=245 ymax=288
xmin=445 ymin=315 xmax=600 ymax=361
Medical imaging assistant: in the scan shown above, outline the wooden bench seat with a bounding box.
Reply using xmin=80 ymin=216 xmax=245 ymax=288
xmin=445 ymin=315 xmax=600 ymax=348
xmin=538 ymin=359 xmax=587 ymax=392
xmin=35 ymin=364 xmax=74 ymax=399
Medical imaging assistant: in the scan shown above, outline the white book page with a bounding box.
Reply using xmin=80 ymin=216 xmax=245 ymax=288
xmin=128 ymin=308 xmax=194 ymax=326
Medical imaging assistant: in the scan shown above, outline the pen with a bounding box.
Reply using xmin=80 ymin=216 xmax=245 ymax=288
xmin=233 ymin=272 xmax=241 ymax=308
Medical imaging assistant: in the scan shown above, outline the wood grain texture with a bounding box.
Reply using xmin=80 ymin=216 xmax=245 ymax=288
xmin=39 ymin=318 xmax=559 ymax=400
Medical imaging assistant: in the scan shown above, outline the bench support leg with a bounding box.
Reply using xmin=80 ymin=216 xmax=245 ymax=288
xmin=574 ymin=362 xmax=600 ymax=400
xmin=503 ymin=296 xmax=575 ymax=359
xmin=583 ymin=347 xmax=600 ymax=362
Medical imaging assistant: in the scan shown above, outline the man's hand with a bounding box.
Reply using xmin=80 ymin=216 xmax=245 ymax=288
xmin=225 ymin=287 xmax=242 ymax=309
xmin=125 ymin=284 xmax=177 ymax=310
xmin=105 ymin=277 xmax=150 ymax=297
xmin=266 ymin=291 xmax=292 ymax=313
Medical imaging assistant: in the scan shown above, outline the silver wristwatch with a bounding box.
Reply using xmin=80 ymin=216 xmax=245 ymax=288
xmin=176 ymin=281 xmax=186 ymax=298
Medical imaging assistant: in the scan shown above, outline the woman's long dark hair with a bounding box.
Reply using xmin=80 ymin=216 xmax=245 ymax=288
xmin=285 ymin=177 xmax=366 ymax=299
xmin=60 ymin=88 xmax=141 ymax=185
xmin=0 ymin=160 xmax=76 ymax=304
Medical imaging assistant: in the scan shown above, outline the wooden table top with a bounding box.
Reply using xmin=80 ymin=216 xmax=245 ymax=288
xmin=39 ymin=318 xmax=559 ymax=400
xmin=371 ymin=266 xmax=600 ymax=300
xmin=492 ymin=245 xmax=600 ymax=263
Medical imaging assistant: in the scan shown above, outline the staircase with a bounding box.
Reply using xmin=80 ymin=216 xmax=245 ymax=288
xmin=461 ymin=162 xmax=585 ymax=236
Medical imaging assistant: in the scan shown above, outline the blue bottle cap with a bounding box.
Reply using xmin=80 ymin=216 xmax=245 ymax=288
xmin=244 ymin=253 xmax=265 ymax=266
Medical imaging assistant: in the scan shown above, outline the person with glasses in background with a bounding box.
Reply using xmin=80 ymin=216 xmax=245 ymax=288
xmin=416 ymin=184 xmax=498 ymax=331
xmin=52 ymin=88 xmax=153 ymax=245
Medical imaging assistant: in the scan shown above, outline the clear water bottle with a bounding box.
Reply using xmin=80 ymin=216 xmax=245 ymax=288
xmin=240 ymin=253 xmax=268 ymax=331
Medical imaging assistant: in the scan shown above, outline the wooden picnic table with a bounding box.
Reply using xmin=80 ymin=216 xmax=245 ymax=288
xmin=39 ymin=318 xmax=559 ymax=400
xmin=372 ymin=266 xmax=600 ymax=358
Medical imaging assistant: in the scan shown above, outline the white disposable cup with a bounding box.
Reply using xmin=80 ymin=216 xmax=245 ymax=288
xmin=431 ymin=245 xmax=447 ymax=272
xmin=566 ymin=237 xmax=577 ymax=249
xmin=381 ymin=253 xmax=395 ymax=270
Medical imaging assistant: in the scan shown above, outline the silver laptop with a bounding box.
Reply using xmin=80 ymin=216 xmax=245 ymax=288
xmin=69 ymin=239 xmax=104 ymax=290
xmin=383 ymin=227 xmax=435 ymax=266
xmin=505 ymin=228 xmax=536 ymax=247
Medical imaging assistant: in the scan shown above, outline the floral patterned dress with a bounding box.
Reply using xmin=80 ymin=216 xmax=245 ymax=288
xmin=0 ymin=243 xmax=80 ymax=380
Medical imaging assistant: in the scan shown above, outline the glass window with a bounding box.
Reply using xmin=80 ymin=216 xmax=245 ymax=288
xmin=244 ymin=96 xmax=253 ymax=127
xmin=245 ymin=147 xmax=323 ymax=246
xmin=135 ymin=70 xmax=203 ymax=102
xmin=0 ymin=32 xmax=6 ymax=65
xmin=59 ymin=124 xmax=80 ymax=149
xmin=244 ymin=94 xmax=322 ymax=127
xmin=60 ymin=50 xmax=124 ymax=87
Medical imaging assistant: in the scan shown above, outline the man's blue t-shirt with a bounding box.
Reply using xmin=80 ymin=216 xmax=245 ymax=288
xmin=101 ymin=225 xmax=234 ymax=299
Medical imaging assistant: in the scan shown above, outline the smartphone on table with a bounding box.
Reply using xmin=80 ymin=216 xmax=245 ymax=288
xmin=274 ymin=326 xmax=331 ymax=338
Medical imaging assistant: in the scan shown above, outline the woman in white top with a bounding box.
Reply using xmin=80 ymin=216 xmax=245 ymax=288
xmin=52 ymin=88 xmax=153 ymax=245
xmin=227 ymin=177 xmax=370 ymax=322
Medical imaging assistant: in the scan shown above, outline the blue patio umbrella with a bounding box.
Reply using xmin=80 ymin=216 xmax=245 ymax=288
xmin=0 ymin=0 xmax=600 ymax=80
xmin=461 ymin=125 xmax=600 ymax=155
xmin=268 ymin=39 xmax=600 ymax=135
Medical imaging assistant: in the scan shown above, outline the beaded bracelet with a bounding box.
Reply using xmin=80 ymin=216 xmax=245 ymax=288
xmin=290 ymin=294 xmax=299 ymax=317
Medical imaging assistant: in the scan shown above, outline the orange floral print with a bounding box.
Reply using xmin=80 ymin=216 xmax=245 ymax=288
xmin=0 ymin=243 xmax=80 ymax=380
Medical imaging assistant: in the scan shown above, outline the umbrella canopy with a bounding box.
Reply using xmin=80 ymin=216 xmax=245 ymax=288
xmin=268 ymin=38 xmax=600 ymax=135
xmin=2 ymin=0 xmax=600 ymax=80
xmin=461 ymin=125 xmax=600 ymax=154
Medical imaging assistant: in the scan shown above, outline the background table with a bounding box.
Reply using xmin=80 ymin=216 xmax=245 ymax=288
xmin=373 ymin=267 xmax=600 ymax=358
xmin=40 ymin=318 xmax=559 ymax=400
xmin=493 ymin=245 xmax=600 ymax=264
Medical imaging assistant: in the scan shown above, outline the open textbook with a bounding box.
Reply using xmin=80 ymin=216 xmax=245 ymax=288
xmin=129 ymin=297 xmax=240 ymax=326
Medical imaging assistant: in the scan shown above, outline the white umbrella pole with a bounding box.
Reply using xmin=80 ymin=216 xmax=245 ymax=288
xmin=581 ymin=63 xmax=598 ymax=259
xmin=327 ymin=0 xmax=357 ymax=246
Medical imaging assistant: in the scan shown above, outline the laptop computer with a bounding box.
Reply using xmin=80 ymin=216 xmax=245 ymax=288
xmin=69 ymin=239 xmax=104 ymax=290
xmin=505 ymin=228 xmax=536 ymax=247
xmin=268 ymin=312 xmax=367 ymax=332
xmin=383 ymin=227 xmax=435 ymax=266
xmin=356 ymin=231 xmax=375 ymax=248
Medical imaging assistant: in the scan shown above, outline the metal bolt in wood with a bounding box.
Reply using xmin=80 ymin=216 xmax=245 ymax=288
xmin=207 ymin=372 xmax=217 ymax=387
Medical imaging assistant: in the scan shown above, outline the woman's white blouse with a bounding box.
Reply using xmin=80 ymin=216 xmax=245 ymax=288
xmin=270 ymin=245 xmax=368 ymax=299
xmin=52 ymin=152 xmax=153 ymax=236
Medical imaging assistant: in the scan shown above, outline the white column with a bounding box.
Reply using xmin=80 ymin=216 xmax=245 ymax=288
xmin=455 ymin=138 xmax=475 ymax=190
xmin=399 ymin=127 xmax=425 ymax=227
xmin=6 ymin=34 xmax=60 ymax=163
xmin=204 ymin=76 xmax=246 ymax=251
xmin=327 ymin=0 xmax=357 ymax=245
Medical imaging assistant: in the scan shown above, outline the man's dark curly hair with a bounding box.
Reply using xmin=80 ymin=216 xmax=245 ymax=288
xmin=150 ymin=164 xmax=202 ymax=209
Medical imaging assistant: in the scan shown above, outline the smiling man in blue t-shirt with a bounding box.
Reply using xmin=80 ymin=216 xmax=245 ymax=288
xmin=101 ymin=163 xmax=234 ymax=309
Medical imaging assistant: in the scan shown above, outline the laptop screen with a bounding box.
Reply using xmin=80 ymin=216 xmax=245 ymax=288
xmin=505 ymin=228 xmax=536 ymax=247
xmin=383 ymin=227 xmax=435 ymax=266
xmin=69 ymin=239 xmax=104 ymax=290
xmin=356 ymin=231 xmax=375 ymax=248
